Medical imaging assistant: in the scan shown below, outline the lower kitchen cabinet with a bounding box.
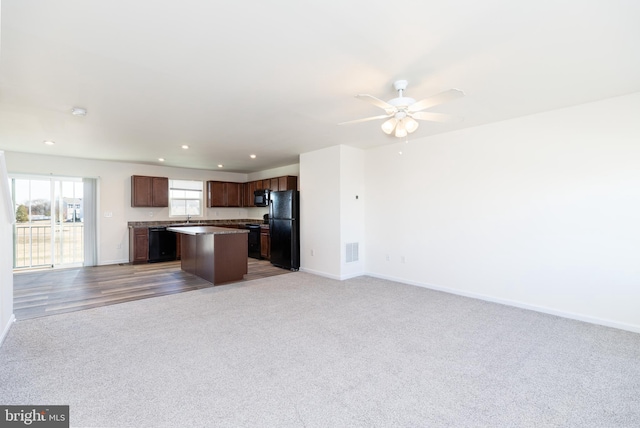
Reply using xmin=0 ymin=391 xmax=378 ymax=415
xmin=260 ymin=226 xmax=270 ymax=260
xmin=131 ymin=227 xmax=182 ymax=263
xmin=129 ymin=227 xmax=149 ymax=264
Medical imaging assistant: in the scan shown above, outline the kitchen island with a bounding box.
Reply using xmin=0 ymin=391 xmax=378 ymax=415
xmin=167 ymin=226 xmax=249 ymax=285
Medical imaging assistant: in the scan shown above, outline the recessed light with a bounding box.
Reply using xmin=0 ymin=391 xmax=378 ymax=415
xmin=217 ymin=164 xmax=223 ymax=168
xmin=43 ymin=140 xmax=55 ymax=145
xmin=181 ymin=145 xmax=189 ymax=149
xmin=71 ymin=107 xmax=87 ymax=116
xmin=250 ymin=154 xmax=256 ymax=159
xmin=158 ymin=158 xmax=165 ymax=162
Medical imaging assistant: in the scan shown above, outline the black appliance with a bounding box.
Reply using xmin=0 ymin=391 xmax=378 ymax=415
xmin=269 ymin=190 xmax=300 ymax=270
xmin=245 ymin=223 xmax=261 ymax=259
xmin=148 ymin=227 xmax=176 ymax=263
xmin=254 ymin=189 xmax=270 ymax=207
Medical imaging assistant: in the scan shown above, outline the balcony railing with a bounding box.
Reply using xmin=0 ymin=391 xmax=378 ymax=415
xmin=14 ymin=223 xmax=84 ymax=269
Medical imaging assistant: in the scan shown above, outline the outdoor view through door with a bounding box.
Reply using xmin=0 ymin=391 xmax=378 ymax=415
xmin=11 ymin=177 xmax=84 ymax=269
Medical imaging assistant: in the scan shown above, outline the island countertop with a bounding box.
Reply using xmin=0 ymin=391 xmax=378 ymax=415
xmin=167 ymin=226 xmax=250 ymax=236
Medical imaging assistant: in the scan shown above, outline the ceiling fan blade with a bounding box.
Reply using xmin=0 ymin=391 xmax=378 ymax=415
xmin=408 ymin=89 xmax=465 ymax=113
xmin=338 ymin=114 xmax=393 ymax=125
xmin=356 ymin=94 xmax=395 ymax=112
xmin=411 ymin=111 xmax=463 ymax=123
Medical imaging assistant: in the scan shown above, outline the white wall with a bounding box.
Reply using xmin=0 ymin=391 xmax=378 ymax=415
xmin=5 ymin=152 xmax=298 ymax=265
xmin=0 ymin=7 xmax=15 ymax=347
xmin=0 ymin=152 xmax=15 ymax=346
xmin=339 ymin=146 xmax=365 ymax=279
xmin=365 ymin=92 xmax=640 ymax=332
xmin=300 ymin=146 xmax=342 ymax=278
xmin=299 ymin=145 xmax=365 ymax=279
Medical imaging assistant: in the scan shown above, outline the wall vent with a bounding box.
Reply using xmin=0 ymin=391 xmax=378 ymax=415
xmin=346 ymin=242 xmax=359 ymax=263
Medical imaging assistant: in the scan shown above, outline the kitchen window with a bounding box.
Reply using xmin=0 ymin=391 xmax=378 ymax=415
xmin=169 ymin=179 xmax=203 ymax=217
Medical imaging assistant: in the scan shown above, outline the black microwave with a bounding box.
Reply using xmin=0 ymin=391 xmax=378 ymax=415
xmin=254 ymin=189 xmax=270 ymax=207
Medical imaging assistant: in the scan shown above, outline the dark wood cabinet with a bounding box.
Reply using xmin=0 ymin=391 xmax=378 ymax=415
xmin=175 ymin=231 xmax=248 ymax=285
xmin=129 ymin=227 xmax=149 ymax=264
xmin=226 ymin=182 xmax=242 ymax=207
xmin=244 ymin=181 xmax=257 ymax=207
xmin=152 ymin=177 xmax=169 ymax=207
xmin=260 ymin=226 xmax=270 ymax=260
xmin=130 ymin=175 xmax=295 ymax=209
xmin=270 ymin=178 xmax=279 ymax=191
xmin=207 ymin=181 xmax=225 ymax=207
xmin=277 ymin=175 xmax=298 ymax=191
xmin=131 ymin=175 xmax=168 ymax=207
xmin=207 ymin=181 xmax=243 ymax=207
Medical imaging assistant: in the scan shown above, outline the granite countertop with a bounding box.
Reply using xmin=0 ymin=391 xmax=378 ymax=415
xmin=167 ymin=226 xmax=250 ymax=235
xmin=128 ymin=219 xmax=265 ymax=228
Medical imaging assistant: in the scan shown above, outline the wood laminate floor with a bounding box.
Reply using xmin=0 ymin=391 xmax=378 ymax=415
xmin=13 ymin=259 xmax=292 ymax=321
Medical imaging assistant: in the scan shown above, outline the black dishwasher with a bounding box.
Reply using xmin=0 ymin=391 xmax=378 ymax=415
xmin=148 ymin=227 xmax=177 ymax=263
xmin=245 ymin=224 xmax=261 ymax=259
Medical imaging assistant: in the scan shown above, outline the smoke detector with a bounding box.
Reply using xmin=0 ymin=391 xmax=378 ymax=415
xmin=71 ymin=107 xmax=87 ymax=116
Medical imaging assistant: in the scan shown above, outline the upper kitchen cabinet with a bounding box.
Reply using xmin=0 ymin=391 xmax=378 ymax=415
xmin=207 ymin=181 xmax=243 ymax=207
xmin=243 ymin=176 xmax=298 ymax=207
xmin=278 ymin=176 xmax=298 ymax=191
xmin=270 ymin=178 xmax=279 ymax=191
xmin=226 ymin=182 xmax=243 ymax=207
xmin=244 ymin=181 xmax=257 ymax=207
xmin=257 ymin=176 xmax=298 ymax=191
xmin=131 ymin=175 xmax=169 ymax=207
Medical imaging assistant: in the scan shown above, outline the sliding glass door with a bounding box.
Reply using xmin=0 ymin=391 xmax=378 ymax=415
xmin=11 ymin=176 xmax=85 ymax=269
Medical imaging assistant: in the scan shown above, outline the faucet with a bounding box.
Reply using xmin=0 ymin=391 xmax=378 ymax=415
xmin=186 ymin=214 xmax=191 ymax=224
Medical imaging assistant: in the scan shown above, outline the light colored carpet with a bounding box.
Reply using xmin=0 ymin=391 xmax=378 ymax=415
xmin=1 ymin=272 xmax=639 ymax=427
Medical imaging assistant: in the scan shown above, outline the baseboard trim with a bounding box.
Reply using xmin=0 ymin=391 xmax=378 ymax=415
xmin=338 ymin=272 xmax=364 ymax=280
xmin=0 ymin=314 xmax=16 ymax=348
xmin=366 ymin=272 xmax=640 ymax=334
xmin=299 ymin=267 xmax=363 ymax=281
xmin=98 ymin=259 xmax=130 ymax=266
xmin=299 ymin=267 xmax=342 ymax=280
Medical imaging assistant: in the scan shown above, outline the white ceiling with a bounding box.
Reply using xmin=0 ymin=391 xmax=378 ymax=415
xmin=1 ymin=0 xmax=639 ymax=173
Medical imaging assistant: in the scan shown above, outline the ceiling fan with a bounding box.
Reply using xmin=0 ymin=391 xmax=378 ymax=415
xmin=339 ymin=80 xmax=465 ymax=138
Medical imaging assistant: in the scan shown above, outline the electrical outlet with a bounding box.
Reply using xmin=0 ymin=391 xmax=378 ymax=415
xmin=385 ymin=254 xmax=390 ymax=262
xmin=117 ymin=243 xmax=122 ymax=250
xmin=401 ymin=256 xmax=406 ymax=264
xmin=311 ymin=249 xmax=315 ymax=256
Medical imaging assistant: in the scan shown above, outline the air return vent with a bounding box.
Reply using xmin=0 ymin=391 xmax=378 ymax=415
xmin=346 ymin=242 xmax=359 ymax=263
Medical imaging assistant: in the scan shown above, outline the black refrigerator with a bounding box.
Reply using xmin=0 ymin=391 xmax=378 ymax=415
xmin=269 ymin=190 xmax=300 ymax=270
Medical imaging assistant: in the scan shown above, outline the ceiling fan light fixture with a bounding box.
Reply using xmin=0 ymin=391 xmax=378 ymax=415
xmin=395 ymin=121 xmax=407 ymax=138
xmin=404 ymin=117 xmax=419 ymax=133
xmin=342 ymin=80 xmax=465 ymax=139
xmin=381 ymin=118 xmax=397 ymax=135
